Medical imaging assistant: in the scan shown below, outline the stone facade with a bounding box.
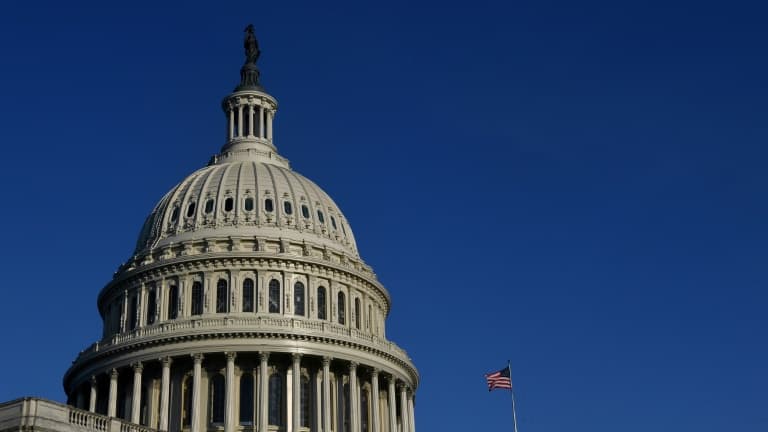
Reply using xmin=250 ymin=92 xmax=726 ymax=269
xmin=0 ymin=30 xmax=417 ymax=432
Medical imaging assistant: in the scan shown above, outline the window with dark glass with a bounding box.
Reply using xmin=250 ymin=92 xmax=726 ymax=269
xmin=317 ymin=286 xmax=327 ymax=320
xmin=341 ymin=223 xmax=347 ymax=236
xmin=224 ymin=197 xmax=234 ymax=212
xmin=331 ymin=216 xmax=337 ymax=230
xmin=265 ymin=198 xmax=274 ymax=212
xmin=204 ymin=199 xmax=214 ymax=214
xmin=186 ymin=202 xmax=196 ymax=217
xmin=244 ymin=197 xmax=254 ymax=211
xmin=210 ymin=374 xmax=225 ymax=424
xmin=182 ymin=376 xmax=193 ymax=427
xmin=338 ymin=291 xmax=346 ymax=325
xmin=239 ymin=374 xmax=254 ymax=425
xmin=170 ymin=206 xmax=180 ymax=222
xmin=216 ymin=279 xmax=229 ymax=313
xmin=269 ymin=279 xmax=280 ymax=313
xmin=242 ymin=278 xmax=254 ymax=312
xmin=294 ymin=281 xmax=305 ymax=316
xmin=284 ymin=201 xmax=293 ymax=215
xmin=168 ymin=284 xmax=178 ymax=319
xmin=368 ymin=305 xmax=372 ymax=329
xmin=191 ymin=281 xmax=203 ymax=316
xmin=301 ymin=205 xmax=309 ymax=219
xmin=317 ymin=210 xmax=325 ymax=224
xmin=355 ymin=297 xmax=361 ymax=330
xmin=361 ymin=388 xmax=369 ymax=432
xmin=268 ymin=373 xmax=283 ymax=426
xmin=300 ymin=375 xmax=310 ymax=427
xmin=129 ymin=296 xmax=138 ymax=330
xmin=146 ymin=289 xmax=157 ymax=325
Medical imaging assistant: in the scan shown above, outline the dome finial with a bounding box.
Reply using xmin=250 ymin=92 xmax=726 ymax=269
xmin=237 ymin=24 xmax=262 ymax=90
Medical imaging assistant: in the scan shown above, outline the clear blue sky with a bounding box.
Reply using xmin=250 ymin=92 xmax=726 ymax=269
xmin=0 ymin=1 xmax=766 ymax=431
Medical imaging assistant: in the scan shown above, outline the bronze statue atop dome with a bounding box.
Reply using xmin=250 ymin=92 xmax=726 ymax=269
xmin=237 ymin=24 xmax=262 ymax=90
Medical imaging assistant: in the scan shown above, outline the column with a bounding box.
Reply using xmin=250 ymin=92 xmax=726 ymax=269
xmin=407 ymin=393 xmax=415 ymax=432
xmin=89 ymin=376 xmax=98 ymax=413
xmin=131 ymin=362 xmax=143 ymax=424
xmin=237 ymin=105 xmax=244 ymax=138
xmin=267 ymin=111 xmax=273 ymax=141
xmin=108 ymin=369 xmax=119 ymax=418
xmin=398 ymin=385 xmax=408 ymax=432
xmin=387 ymin=379 xmax=396 ymax=432
xmin=159 ymin=357 xmax=172 ymax=432
xmin=292 ymin=353 xmax=302 ymax=432
xmin=228 ymin=106 xmax=234 ymax=140
xmin=258 ymin=105 xmax=264 ymax=138
xmin=349 ymin=362 xmax=359 ymax=432
xmin=259 ymin=352 xmax=269 ymax=432
xmin=192 ymin=354 xmax=203 ymax=432
xmin=371 ymin=371 xmax=380 ymax=432
xmin=248 ymin=104 xmax=255 ymax=137
xmin=225 ymin=352 xmax=236 ymax=432
xmin=322 ymin=357 xmax=331 ymax=432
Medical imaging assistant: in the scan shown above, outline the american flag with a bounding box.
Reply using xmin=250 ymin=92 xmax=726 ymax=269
xmin=485 ymin=365 xmax=512 ymax=391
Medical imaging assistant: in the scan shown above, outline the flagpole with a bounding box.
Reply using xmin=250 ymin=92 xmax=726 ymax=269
xmin=508 ymin=360 xmax=519 ymax=432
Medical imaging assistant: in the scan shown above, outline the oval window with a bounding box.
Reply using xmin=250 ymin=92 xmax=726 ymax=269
xmin=301 ymin=205 xmax=309 ymax=219
xmin=170 ymin=206 xmax=180 ymax=222
xmin=244 ymin=197 xmax=254 ymax=211
xmin=331 ymin=216 xmax=337 ymax=230
xmin=224 ymin=197 xmax=234 ymax=212
xmin=284 ymin=201 xmax=293 ymax=215
xmin=265 ymin=198 xmax=274 ymax=212
xmin=204 ymin=199 xmax=214 ymax=214
xmin=317 ymin=210 xmax=325 ymax=224
xmin=186 ymin=202 xmax=196 ymax=217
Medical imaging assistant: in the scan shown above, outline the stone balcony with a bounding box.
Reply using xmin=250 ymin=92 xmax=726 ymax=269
xmin=0 ymin=398 xmax=152 ymax=432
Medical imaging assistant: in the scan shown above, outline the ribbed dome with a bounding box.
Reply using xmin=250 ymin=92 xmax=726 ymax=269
xmin=135 ymin=159 xmax=358 ymax=257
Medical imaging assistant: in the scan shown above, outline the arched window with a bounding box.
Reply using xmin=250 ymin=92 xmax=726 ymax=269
xmin=268 ymin=372 xmax=283 ymax=426
xmin=269 ymin=280 xmax=280 ymax=313
xmin=239 ymin=374 xmax=254 ymax=425
xmin=294 ymin=281 xmax=305 ymax=316
xmin=317 ymin=286 xmax=327 ymax=320
xmin=191 ymin=281 xmax=203 ymax=316
xmin=265 ymin=198 xmax=274 ymax=213
xmin=361 ymin=387 xmax=370 ymax=432
xmin=242 ymin=278 xmax=255 ymax=313
xmin=182 ymin=376 xmax=193 ymax=427
xmin=355 ymin=298 xmax=361 ymax=330
xmin=168 ymin=284 xmax=178 ymax=320
xmin=300 ymin=375 xmax=310 ymax=427
xmin=128 ymin=296 xmax=138 ymax=330
xmin=244 ymin=197 xmax=254 ymax=211
xmin=146 ymin=289 xmax=157 ymax=325
xmin=216 ymin=279 xmax=229 ymax=313
xmin=338 ymin=291 xmax=346 ymax=325
xmin=210 ymin=374 xmax=225 ymax=425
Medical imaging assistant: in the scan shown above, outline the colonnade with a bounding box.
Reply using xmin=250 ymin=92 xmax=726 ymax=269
xmin=226 ymin=99 xmax=274 ymax=142
xmin=72 ymin=352 xmax=415 ymax=432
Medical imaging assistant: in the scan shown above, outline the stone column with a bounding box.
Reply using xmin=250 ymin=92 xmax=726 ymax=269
xmin=349 ymin=362 xmax=359 ymax=432
xmin=259 ymin=352 xmax=269 ymax=432
xmin=267 ymin=111 xmax=273 ymax=141
xmin=292 ymin=353 xmax=302 ymax=431
xmin=131 ymin=362 xmax=143 ymax=424
xmin=192 ymin=354 xmax=204 ymax=432
xmin=398 ymin=385 xmax=408 ymax=432
xmin=258 ymin=105 xmax=264 ymax=138
xmin=371 ymin=370 xmax=380 ymax=432
xmin=89 ymin=376 xmax=98 ymax=413
xmin=225 ymin=352 xmax=236 ymax=432
xmin=159 ymin=357 xmax=172 ymax=432
xmin=108 ymin=369 xmax=118 ymax=417
xmin=387 ymin=379 xmax=396 ymax=432
xmin=228 ymin=106 xmax=234 ymax=140
xmin=322 ymin=357 xmax=331 ymax=432
xmin=407 ymin=393 xmax=415 ymax=432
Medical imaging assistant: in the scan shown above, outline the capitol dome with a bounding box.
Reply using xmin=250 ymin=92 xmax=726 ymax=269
xmin=60 ymin=26 xmax=417 ymax=432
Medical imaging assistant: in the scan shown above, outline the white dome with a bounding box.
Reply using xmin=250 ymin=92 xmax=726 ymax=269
xmin=135 ymin=158 xmax=358 ymax=258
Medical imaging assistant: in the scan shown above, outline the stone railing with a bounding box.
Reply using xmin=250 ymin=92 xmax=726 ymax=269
xmin=77 ymin=316 xmax=409 ymax=362
xmin=0 ymin=397 xmax=155 ymax=432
